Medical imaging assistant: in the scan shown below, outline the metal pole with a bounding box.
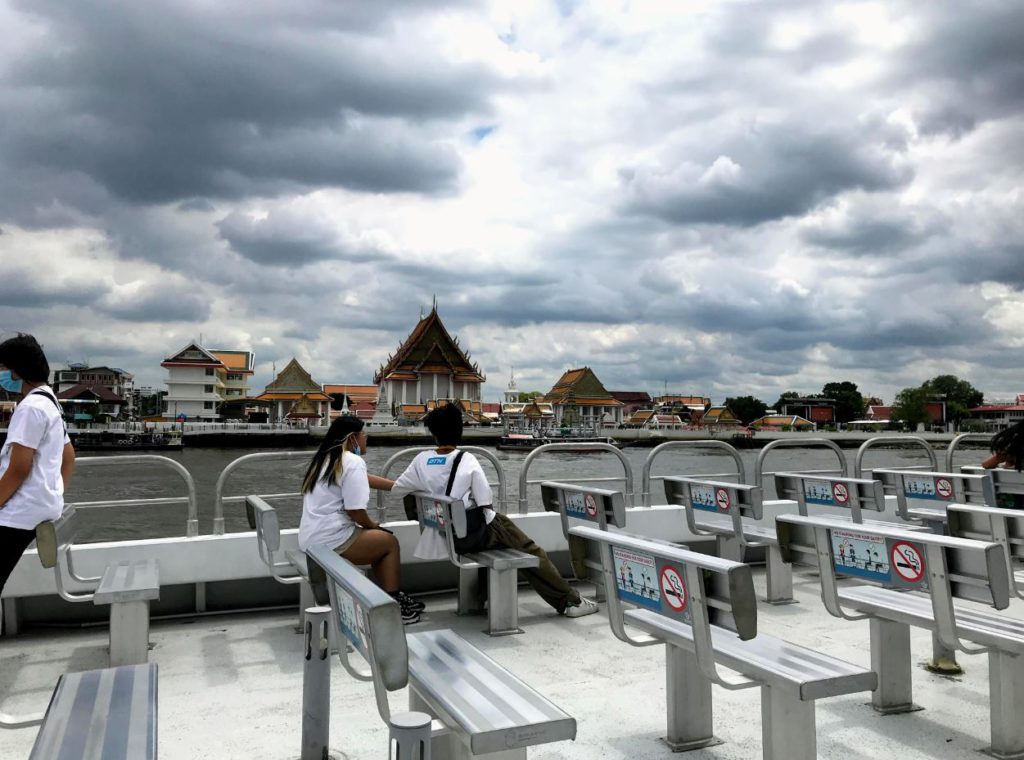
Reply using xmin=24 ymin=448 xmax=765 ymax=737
xmin=302 ymin=606 xmax=331 ymax=760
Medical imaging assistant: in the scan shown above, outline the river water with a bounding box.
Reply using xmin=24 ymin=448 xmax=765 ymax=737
xmin=66 ymin=442 xmax=988 ymax=542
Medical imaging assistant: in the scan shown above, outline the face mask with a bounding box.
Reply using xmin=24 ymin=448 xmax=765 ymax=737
xmin=352 ymin=445 xmax=362 ymax=456
xmin=0 ymin=370 xmax=22 ymax=394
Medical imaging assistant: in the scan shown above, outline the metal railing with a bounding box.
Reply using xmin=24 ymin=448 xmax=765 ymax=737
xmin=518 ymin=442 xmax=633 ymax=513
xmin=945 ymin=432 xmax=993 ymax=472
xmin=375 ymin=446 xmax=509 ymax=518
xmin=753 ymin=438 xmax=847 ymax=490
xmin=69 ymin=455 xmax=199 ymax=537
xmin=639 ymin=440 xmax=745 ymax=507
xmin=853 ymin=435 xmax=938 ymax=478
xmin=213 ymin=451 xmax=311 ymax=534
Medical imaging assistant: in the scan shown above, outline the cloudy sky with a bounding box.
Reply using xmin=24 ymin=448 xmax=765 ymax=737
xmin=1 ymin=0 xmax=1022 ymax=404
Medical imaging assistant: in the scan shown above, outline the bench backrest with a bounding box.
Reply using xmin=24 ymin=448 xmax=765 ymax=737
xmin=306 ymin=543 xmax=408 ymax=723
xmin=569 ymin=524 xmax=756 ymax=685
xmin=663 ymin=477 xmax=763 ymax=545
xmin=873 ymin=469 xmax=996 ymax=519
xmin=540 ymin=481 xmax=627 ymax=538
xmin=245 ymin=495 xmax=282 ymax=562
xmin=773 ymin=473 xmax=885 ymax=523
xmin=948 ymin=503 xmax=1024 ymax=600
xmin=776 ymin=513 xmax=1010 ymax=650
xmin=409 ymin=492 xmax=474 ymax=566
xmin=961 ymin=465 xmax=1024 ymax=498
xmin=34 ymin=507 xmax=82 ymax=569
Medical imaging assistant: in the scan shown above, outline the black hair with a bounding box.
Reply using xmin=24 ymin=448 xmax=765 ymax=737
xmin=991 ymin=420 xmax=1024 ymax=472
xmin=0 ymin=333 xmax=50 ymax=383
xmin=425 ymin=403 xmax=463 ymax=446
xmin=301 ymin=415 xmax=365 ymax=493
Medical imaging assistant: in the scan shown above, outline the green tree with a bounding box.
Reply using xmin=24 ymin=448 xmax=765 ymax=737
xmin=772 ymin=391 xmax=800 ymax=411
xmin=926 ymin=374 xmax=983 ymax=426
xmin=724 ymin=396 xmax=768 ymax=425
xmin=821 ymin=381 xmax=865 ymax=424
xmin=892 ymin=386 xmax=931 ymax=429
xmin=517 ymin=391 xmax=544 ymax=402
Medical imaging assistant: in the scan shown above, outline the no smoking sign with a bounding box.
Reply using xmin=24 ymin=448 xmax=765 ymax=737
xmin=832 ymin=482 xmax=849 ymax=504
xmin=715 ymin=488 xmax=731 ymax=512
xmin=890 ymin=541 xmax=925 ymax=584
xmin=659 ymin=565 xmax=687 ymax=612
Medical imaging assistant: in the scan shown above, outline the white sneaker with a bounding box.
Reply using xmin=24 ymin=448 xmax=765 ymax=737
xmin=563 ymin=597 xmax=599 ymax=618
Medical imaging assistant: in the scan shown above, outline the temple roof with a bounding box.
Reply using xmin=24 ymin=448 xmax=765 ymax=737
xmin=544 ymin=367 xmax=622 ymax=406
xmin=161 ymin=342 xmax=225 ymax=369
xmin=210 ymin=350 xmax=255 ymax=374
xmin=374 ymin=307 xmax=484 ymax=384
xmin=286 ymin=394 xmax=323 ymax=418
xmin=260 ymin=358 xmax=323 ymax=396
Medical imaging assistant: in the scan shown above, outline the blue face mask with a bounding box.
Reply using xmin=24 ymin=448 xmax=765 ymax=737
xmin=352 ymin=445 xmax=362 ymax=456
xmin=0 ymin=370 xmax=23 ymax=394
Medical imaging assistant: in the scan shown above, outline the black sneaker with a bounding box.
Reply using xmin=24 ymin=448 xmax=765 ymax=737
xmin=401 ymin=607 xmax=421 ymax=626
xmin=396 ymin=591 xmax=426 ymax=613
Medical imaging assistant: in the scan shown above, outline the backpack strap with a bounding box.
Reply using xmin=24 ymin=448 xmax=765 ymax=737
xmin=444 ymin=451 xmax=466 ymax=497
xmin=28 ymin=389 xmax=68 ymax=436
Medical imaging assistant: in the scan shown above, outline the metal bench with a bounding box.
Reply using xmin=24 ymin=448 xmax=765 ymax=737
xmin=409 ymin=492 xmax=539 ymax=636
xmin=26 ymin=663 xmax=158 ymax=759
xmin=540 ymin=480 xmax=676 ymax=600
xmin=663 ymin=477 xmax=797 ymax=604
xmin=570 ymin=524 xmax=876 ymax=759
xmin=306 ymin=543 xmax=577 ymax=759
xmin=774 ymin=472 xmax=889 ymax=523
xmin=35 ymin=507 xmax=159 ymax=666
xmin=948 ymin=502 xmax=1024 ymax=600
xmin=776 ymin=512 xmax=1024 ymax=758
xmin=962 ymin=465 xmax=1024 ymax=507
xmin=873 ymin=468 xmax=996 ymax=525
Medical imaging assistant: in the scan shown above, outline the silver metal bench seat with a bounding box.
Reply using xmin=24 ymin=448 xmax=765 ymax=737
xmin=35 ymin=509 xmax=160 ymax=666
xmin=461 ymin=547 xmax=539 ymax=572
xmin=29 ymin=664 xmax=157 ymax=760
xmin=838 ymin=586 xmax=1024 ymax=653
xmin=624 ymin=609 xmax=877 ymax=700
xmin=407 ymin=628 xmax=576 ymax=756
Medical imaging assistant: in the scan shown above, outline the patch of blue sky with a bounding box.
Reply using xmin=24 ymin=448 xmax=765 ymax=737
xmin=469 ymin=125 xmax=497 ymax=143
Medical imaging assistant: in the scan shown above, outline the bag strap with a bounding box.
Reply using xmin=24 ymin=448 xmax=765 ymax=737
xmin=28 ymin=389 xmax=67 ymax=436
xmin=444 ymin=451 xmax=466 ymax=497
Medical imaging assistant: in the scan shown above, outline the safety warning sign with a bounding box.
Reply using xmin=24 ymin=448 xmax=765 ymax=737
xmin=903 ymin=475 xmax=939 ymax=501
xmin=830 ymin=527 xmax=889 ymax=582
xmin=337 ymin=587 xmax=362 ymax=650
xmin=584 ymin=493 xmax=599 ymax=518
xmin=613 ymin=546 xmax=660 ymax=611
xmin=715 ymin=488 xmax=731 ymax=512
xmin=935 ymin=478 xmax=953 ymax=500
xmin=804 ymin=479 xmax=839 ymax=506
xmin=832 ymin=482 xmax=849 ymax=504
xmin=890 ymin=541 xmax=925 ymax=583
xmin=689 ymin=484 xmax=718 ymax=512
xmin=660 ymin=565 xmax=687 ymax=612
xmin=564 ymin=492 xmax=588 ymax=518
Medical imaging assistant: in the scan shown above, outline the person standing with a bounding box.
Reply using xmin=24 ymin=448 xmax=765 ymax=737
xmin=388 ymin=403 xmax=599 ymax=618
xmin=0 ymin=334 xmax=75 ymax=598
xmin=298 ymin=414 xmax=424 ymax=624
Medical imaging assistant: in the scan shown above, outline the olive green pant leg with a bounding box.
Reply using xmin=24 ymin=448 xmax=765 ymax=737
xmin=486 ymin=513 xmax=580 ymax=613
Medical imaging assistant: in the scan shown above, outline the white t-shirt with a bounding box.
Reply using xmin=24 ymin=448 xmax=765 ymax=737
xmin=391 ymin=449 xmax=495 ymax=523
xmin=0 ymin=387 xmax=71 ymax=530
xmin=298 ymin=451 xmax=371 ymax=552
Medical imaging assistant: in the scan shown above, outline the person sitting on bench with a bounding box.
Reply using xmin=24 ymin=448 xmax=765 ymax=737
xmin=387 ymin=403 xmax=598 ymax=618
xmin=983 ymin=420 xmax=1024 ymax=508
xmin=298 ymin=414 xmax=424 ymax=624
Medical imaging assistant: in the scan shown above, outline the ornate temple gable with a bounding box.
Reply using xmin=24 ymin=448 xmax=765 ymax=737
xmin=161 ymin=342 xmax=224 ymax=368
xmin=544 ymin=367 xmax=622 ymax=406
xmin=286 ymin=394 xmax=322 ymax=418
xmin=263 ymin=358 xmax=323 ymax=395
xmin=374 ymin=306 xmax=484 ymax=384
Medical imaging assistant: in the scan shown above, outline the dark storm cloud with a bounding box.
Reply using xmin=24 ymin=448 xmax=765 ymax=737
xmin=0 ymin=269 xmax=107 ymax=308
xmin=217 ymin=210 xmax=381 ymax=265
xmin=98 ymin=284 xmax=210 ymax=323
xmin=0 ymin=0 xmax=495 ymax=215
xmin=802 ymin=202 xmax=946 ymax=256
xmin=622 ymin=120 xmax=912 ymax=228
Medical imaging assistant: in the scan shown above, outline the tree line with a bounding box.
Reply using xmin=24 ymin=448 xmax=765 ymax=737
xmin=724 ymin=374 xmax=984 ymax=427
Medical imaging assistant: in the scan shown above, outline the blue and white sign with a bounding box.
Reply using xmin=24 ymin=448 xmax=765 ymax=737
xmin=612 ymin=546 xmax=660 ymax=611
xmin=564 ymin=492 xmax=589 ymax=519
xmin=830 ymin=527 xmax=889 ymax=582
xmin=903 ymin=475 xmax=942 ymax=501
xmin=804 ymin=480 xmax=838 ymax=506
xmin=336 ymin=587 xmax=362 ymax=651
xmin=689 ymin=484 xmax=718 ymax=512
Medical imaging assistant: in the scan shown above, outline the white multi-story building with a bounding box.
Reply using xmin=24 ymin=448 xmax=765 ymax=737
xmin=161 ymin=343 xmax=254 ymax=421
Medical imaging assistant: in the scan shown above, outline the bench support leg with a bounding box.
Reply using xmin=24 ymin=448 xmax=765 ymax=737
xmin=298 ymin=580 xmax=314 ymax=632
xmin=1 ymin=598 xmax=18 ymax=636
xmin=411 ymin=689 xmax=527 ymax=760
xmin=927 ymin=632 xmax=963 ymax=675
xmin=109 ymin=601 xmax=150 ymax=666
xmin=302 ymin=607 xmax=331 ymax=760
xmin=485 ymin=568 xmax=523 ymax=636
xmin=870 ymin=618 xmax=920 ymax=714
xmin=717 ymin=535 xmax=742 ymax=563
xmin=664 ymin=644 xmax=720 ymax=751
xmin=764 ymin=547 xmax=795 ymax=605
xmin=761 ymin=686 xmax=815 ymax=760
xmin=987 ymin=651 xmax=1024 ymax=759
xmin=457 ymin=568 xmax=485 ymax=616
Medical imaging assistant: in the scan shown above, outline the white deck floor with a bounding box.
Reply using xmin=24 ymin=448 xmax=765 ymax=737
xmin=2 ymin=566 xmax=1019 ymax=759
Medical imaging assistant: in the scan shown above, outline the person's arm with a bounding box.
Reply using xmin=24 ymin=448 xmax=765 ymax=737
xmin=982 ymin=452 xmax=1010 ymax=469
xmin=61 ymin=442 xmax=76 ymax=488
xmin=0 ymin=443 xmax=35 ymax=508
xmin=388 ymin=463 xmax=423 ymax=498
xmin=367 ymin=474 xmax=394 ymax=491
xmin=346 ymin=509 xmax=383 ymax=530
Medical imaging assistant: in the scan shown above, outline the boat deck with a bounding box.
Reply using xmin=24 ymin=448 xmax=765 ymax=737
xmin=2 ymin=565 xmax=1017 ymax=759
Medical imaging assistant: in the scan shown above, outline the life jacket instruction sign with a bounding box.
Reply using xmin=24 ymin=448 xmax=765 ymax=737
xmin=830 ymin=527 xmax=889 ymax=581
xmin=689 ymin=484 xmax=718 ymax=512
xmin=804 ymin=479 xmax=846 ymax=507
xmin=903 ymin=475 xmax=954 ymax=502
xmin=422 ymin=500 xmax=444 ymax=530
xmin=565 ymin=491 xmax=598 ymax=522
xmin=336 ymin=587 xmax=363 ymax=652
xmin=613 ymin=546 xmax=660 ymax=610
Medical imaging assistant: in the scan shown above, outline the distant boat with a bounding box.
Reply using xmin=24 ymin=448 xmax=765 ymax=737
xmin=71 ymin=429 xmax=184 ymax=451
xmin=497 ymin=429 xmax=621 ymax=452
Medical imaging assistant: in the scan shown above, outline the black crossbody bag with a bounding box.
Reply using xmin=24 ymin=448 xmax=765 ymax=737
xmin=448 ymin=451 xmax=490 ymax=554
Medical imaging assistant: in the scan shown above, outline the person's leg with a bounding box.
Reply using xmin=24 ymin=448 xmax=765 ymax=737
xmin=486 ymin=514 xmax=580 ymax=613
xmin=340 ymin=529 xmax=401 ymax=592
xmin=0 ymin=526 xmax=37 ymax=597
